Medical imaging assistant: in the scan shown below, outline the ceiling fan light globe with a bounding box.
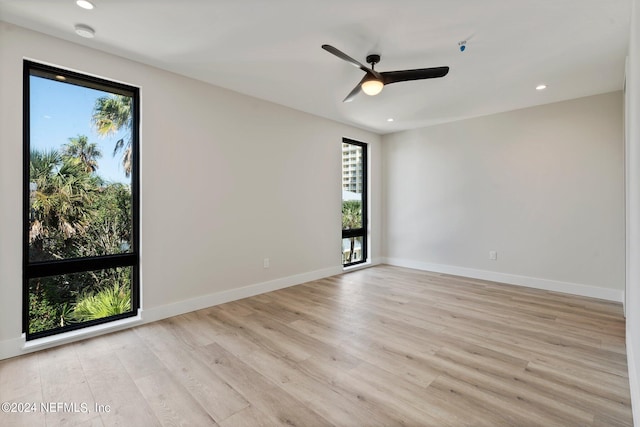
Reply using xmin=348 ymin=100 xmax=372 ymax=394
xmin=361 ymin=79 xmax=383 ymax=96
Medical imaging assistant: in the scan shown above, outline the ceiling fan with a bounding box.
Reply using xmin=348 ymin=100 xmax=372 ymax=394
xmin=322 ymin=44 xmax=449 ymax=102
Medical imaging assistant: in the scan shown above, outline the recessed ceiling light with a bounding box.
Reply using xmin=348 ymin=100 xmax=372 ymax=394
xmin=387 ymin=118 xmax=394 ymax=122
xmin=74 ymin=24 xmax=95 ymax=38
xmin=76 ymin=0 xmax=95 ymax=10
xmin=536 ymin=84 xmax=547 ymax=91
xmin=55 ymin=75 xmax=66 ymax=81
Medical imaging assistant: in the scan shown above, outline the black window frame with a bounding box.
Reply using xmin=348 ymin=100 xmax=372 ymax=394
xmin=22 ymin=60 xmax=140 ymax=340
xmin=342 ymin=137 xmax=368 ymax=268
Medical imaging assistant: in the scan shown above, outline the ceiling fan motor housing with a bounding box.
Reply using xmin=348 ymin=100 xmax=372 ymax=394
xmin=366 ymin=54 xmax=381 ymax=66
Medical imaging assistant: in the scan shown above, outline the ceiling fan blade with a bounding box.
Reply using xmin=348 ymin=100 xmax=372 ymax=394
xmin=381 ymin=66 xmax=449 ymax=85
xmin=322 ymin=44 xmax=382 ymax=79
xmin=343 ymin=75 xmax=367 ymax=102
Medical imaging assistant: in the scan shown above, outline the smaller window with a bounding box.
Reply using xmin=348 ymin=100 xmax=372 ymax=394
xmin=341 ymin=138 xmax=367 ymax=267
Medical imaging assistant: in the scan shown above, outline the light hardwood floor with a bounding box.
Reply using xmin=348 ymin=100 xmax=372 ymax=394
xmin=0 ymin=265 xmax=633 ymax=426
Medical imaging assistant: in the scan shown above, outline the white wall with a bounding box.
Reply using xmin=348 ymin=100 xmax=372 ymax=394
xmin=383 ymin=92 xmax=625 ymax=300
xmin=0 ymin=22 xmax=382 ymax=358
xmin=625 ymin=0 xmax=640 ymax=422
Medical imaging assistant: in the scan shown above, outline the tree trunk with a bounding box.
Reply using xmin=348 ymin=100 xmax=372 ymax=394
xmin=349 ymin=237 xmax=355 ymax=263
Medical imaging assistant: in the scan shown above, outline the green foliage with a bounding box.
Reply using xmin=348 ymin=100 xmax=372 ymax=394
xmin=28 ymin=276 xmax=75 ymax=333
xmin=342 ymin=200 xmax=362 ymax=264
xmin=342 ymin=200 xmax=362 ymax=229
xmin=29 ymin=146 xmax=103 ymax=261
xmin=77 ymin=184 xmax=133 ymax=257
xmin=92 ymin=95 xmax=133 ymax=177
xmin=28 ymin=269 xmax=133 ymax=334
xmin=59 ymin=303 xmax=75 ymax=328
xmin=28 ymin=285 xmax=59 ymax=333
xmin=73 ymin=282 xmax=131 ymax=322
xmin=63 ymin=135 xmax=102 ymax=172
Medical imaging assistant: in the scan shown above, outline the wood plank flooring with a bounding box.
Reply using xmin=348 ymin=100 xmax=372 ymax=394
xmin=0 ymin=265 xmax=633 ymax=426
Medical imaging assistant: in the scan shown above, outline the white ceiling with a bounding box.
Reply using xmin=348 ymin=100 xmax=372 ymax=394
xmin=0 ymin=0 xmax=631 ymax=134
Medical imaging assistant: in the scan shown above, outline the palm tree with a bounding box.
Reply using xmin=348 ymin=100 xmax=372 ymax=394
xmin=342 ymin=200 xmax=362 ymax=263
xmin=29 ymin=149 xmax=100 ymax=260
xmin=92 ymin=95 xmax=133 ymax=177
xmin=63 ymin=135 xmax=102 ymax=172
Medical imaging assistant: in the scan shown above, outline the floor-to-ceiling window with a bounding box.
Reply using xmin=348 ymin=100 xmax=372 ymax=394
xmin=23 ymin=61 xmax=140 ymax=339
xmin=342 ymin=138 xmax=367 ymax=267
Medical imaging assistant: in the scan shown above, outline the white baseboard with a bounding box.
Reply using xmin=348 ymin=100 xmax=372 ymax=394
xmin=383 ymin=257 xmax=624 ymax=302
xmin=370 ymin=257 xmax=385 ymax=266
xmin=0 ymin=265 xmax=342 ymax=360
xmin=0 ymin=337 xmax=25 ymax=361
xmin=142 ymin=265 xmax=342 ymax=323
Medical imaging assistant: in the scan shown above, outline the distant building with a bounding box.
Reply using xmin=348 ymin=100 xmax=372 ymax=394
xmin=342 ymin=143 xmax=363 ymax=193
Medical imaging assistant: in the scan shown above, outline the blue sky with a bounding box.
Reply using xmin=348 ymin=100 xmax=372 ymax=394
xmin=30 ymin=76 xmax=129 ymax=184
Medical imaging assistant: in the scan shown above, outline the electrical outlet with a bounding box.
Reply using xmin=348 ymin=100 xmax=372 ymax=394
xmin=263 ymin=258 xmax=270 ymax=268
xmin=489 ymin=251 xmax=497 ymax=261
